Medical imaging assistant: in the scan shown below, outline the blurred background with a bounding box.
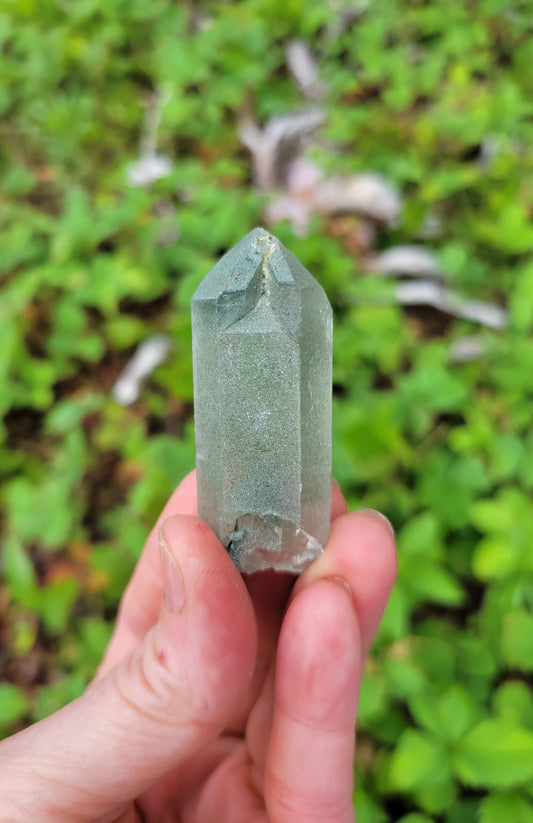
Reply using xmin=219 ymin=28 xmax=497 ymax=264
xmin=1 ymin=1 xmax=533 ymax=820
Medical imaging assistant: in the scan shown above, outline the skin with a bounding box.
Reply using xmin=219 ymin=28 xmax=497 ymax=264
xmin=0 ymin=471 xmax=396 ymax=823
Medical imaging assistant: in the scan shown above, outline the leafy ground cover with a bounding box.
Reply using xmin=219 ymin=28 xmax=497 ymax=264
xmin=1 ymin=1 xmax=533 ymax=819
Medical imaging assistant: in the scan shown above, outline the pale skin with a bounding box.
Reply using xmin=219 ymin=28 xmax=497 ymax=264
xmin=0 ymin=471 xmax=396 ymax=823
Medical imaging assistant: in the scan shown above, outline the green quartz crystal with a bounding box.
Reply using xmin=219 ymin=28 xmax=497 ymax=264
xmin=191 ymin=228 xmax=332 ymax=574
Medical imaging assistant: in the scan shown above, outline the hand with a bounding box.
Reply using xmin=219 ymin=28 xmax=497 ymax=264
xmin=0 ymin=471 xmax=396 ymax=823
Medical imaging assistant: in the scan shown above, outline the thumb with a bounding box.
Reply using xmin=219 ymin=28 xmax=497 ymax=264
xmin=0 ymin=516 xmax=258 ymax=822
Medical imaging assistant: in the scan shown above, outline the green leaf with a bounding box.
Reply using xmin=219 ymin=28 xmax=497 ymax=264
xmin=489 ymin=434 xmax=523 ymax=482
xmin=2 ymin=535 xmax=38 ymax=607
xmin=473 ymin=536 xmax=518 ymax=581
xmin=353 ymin=789 xmax=387 ymax=823
xmin=415 ymin=772 xmax=456 ymax=816
xmin=397 ymin=512 xmax=441 ymax=559
xmin=397 ymin=816 xmax=433 ymax=823
xmin=436 ymin=687 xmax=477 ymax=742
xmin=389 ymin=729 xmax=449 ymax=791
xmin=11 ymin=614 xmax=38 ymax=656
xmin=358 ymin=670 xmax=387 ymax=723
xmin=410 ymin=685 xmax=477 ymax=743
xmin=502 ymin=611 xmax=533 ymax=671
xmin=412 ymin=637 xmax=456 ymax=685
xmin=479 ymin=792 xmax=533 ymax=823
xmin=418 ymin=454 xmax=488 ymax=528
xmin=477 ymin=201 xmax=533 ymax=254
xmin=46 ymin=395 xmax=102 ymax=435
xmin=454 ymin=720 xmax=533 ymax=788
xmin=0 ymin=684 xmax=28 ymax=726
xmin=511 ymin=261 xmax=533 ymax=331
xmin=445 ymin=799 xmax=482 ymax=823
xmin=40 ymin=579 xmax=80 ymax=635
xmin=493 ymin=681 xmax=533 ymax=730
xmin=90 ymin=543 xmax=135 ymax=601
xmin=78 ymin=618 xmax=114 ymax=673
xmin=2 ymin=165 xmax=35 ymax=196
xmin=403 ymin=559 xmax=465 ymax=607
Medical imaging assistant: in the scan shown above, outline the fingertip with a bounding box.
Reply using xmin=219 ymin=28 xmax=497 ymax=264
xmin=160 ymin=513 xmax=250 ymax=604
xmin=160 ymin=511 xmax=211 ymax=545
xmin=355 ymin=507 xmax=395 ymax=538
xmin=170 ymin=469 xmax=198 ymax=515
xmin=329 ymin=508 xmax=398 ymax=593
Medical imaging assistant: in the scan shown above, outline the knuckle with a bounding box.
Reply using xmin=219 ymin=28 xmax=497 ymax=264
xmin=113 ymin=635 xmax=180 ymax=726
xmin=111 ymin=631 xmax=215 ymax=736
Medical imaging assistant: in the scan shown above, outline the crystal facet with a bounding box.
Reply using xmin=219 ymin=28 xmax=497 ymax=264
xmin=191 ymin=228 xmax=332 ymax=574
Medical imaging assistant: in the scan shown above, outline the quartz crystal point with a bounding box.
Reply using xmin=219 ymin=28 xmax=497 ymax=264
xmin=191 ymin=228 xmax=332 ymax=574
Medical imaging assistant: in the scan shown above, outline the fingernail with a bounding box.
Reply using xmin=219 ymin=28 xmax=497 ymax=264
xmin=357 ymin=508 xmax=395 ymax=537
xmin=331 ymin=476 xmax=341 ymax=491
xmin=158 ymin=524 xmax=186 ymax=613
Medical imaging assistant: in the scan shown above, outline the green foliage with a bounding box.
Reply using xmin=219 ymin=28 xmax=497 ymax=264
xmin=454 ymin=720 xmax=533 ymax=788
xmin=0 ymin=684 xmax=29 ymax=729
xmin=502 ymin=611 xmax=533 ymax=671
xmin=479 ymin=792 xmax=533 ymax=823
xmin=0 ymin=0 xmax=532 ymax=817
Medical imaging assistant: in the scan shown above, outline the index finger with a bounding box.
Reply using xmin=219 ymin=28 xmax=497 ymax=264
xmin=265 ymin=577 xmax=359 ymax=823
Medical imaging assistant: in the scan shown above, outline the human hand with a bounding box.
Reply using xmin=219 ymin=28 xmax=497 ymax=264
xmin=0 ymin=471 xmax=396 ymax=823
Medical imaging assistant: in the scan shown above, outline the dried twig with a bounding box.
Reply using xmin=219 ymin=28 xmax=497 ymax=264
xmin=396 ymin=280 xmax=507 ymax=330
xmin=128 ymin=88 xmax=173 ymax=188
xmin=239 ymin=109 xmax=325 ymax=189
xmin=286 ymin=40 xmax=328 ymax=100
xmin=311 ymin=172 xmax=402 ymax=225
xmin=113 ymin=335 xmax=173 ymax=405
xmin=371 ymin=245 xmax=444 ymax=279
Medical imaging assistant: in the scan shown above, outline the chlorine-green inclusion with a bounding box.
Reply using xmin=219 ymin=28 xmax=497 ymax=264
xmin=191 ymin=228 xmax=332 ymax=573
